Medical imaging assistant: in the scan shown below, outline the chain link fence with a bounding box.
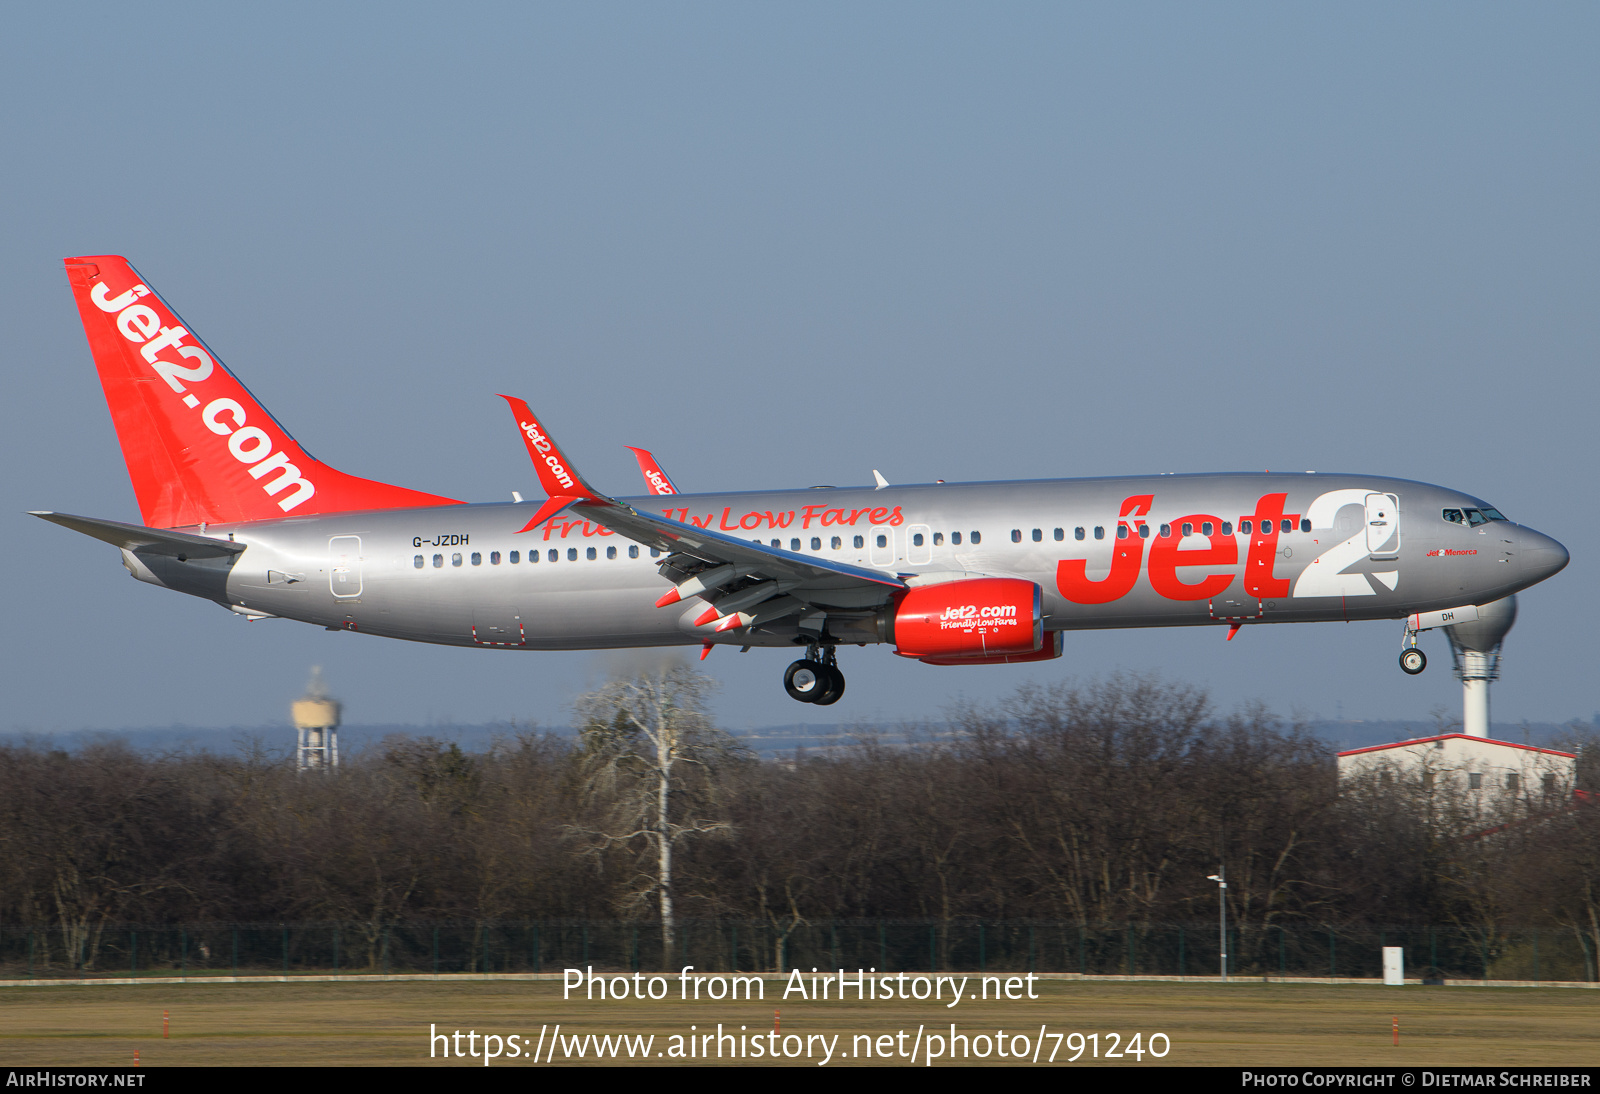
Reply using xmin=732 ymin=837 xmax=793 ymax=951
xmin=2 ymin=921 xmax=1594 ymax=982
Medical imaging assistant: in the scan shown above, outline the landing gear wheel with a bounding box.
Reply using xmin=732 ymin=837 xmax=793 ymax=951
xmin=812 ymin=666 xmax=846 ymax=706
xmin=784 ymin=659 xmax=828 ymax=702
xmin=1399 ymin=648 xmax=1427 ymax=675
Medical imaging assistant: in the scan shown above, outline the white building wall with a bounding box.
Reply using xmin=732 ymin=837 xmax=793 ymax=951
xmin=1338 ymin=733 xmax=1575 ymax=799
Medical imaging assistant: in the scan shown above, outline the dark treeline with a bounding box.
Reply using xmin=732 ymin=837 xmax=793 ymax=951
xmin=2 ymin=673 xmax=1596 ymax=971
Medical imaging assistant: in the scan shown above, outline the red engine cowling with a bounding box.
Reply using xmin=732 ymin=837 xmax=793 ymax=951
xmin=919 ymin=631 xmax=1063 ymax=666
xmin=891 ymin=578 xmax=1043 ymax=659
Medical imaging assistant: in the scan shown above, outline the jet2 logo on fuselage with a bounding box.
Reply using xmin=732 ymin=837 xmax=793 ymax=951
xmin=1055 ymin=492 xmax=1323 ymax=606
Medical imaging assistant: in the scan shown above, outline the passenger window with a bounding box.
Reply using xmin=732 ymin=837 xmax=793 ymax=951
xmin=791 ymin=538 xmax=801 ymax=551
xmin=586 ymin=547 xmax=596 ymax=560
xmin=912 ymin=533 xmax=924 ymax=547
xmin=1094 ymin=526 xmax=1104 ymax=540
xmin=490 ymin=551 xmax=501 ymax=565
xmin=1241 ymin=520 xmax=1252 ymax=534
xmin=433 ymin=554 xmax=444 ymax=567
xmin=1442 ymin=508 xmax=1464 ymax=524
xmin=549 ymin=549 xmax=559 ymax=562
xmin=650 ymin=548 xmax=660 ymax=558
xmin=1011 ymin=529 xmax=1022 ymax=543
xmin=971 ymin=531 xmax=981 ymax=544
xmin=1032 ymin=528 xmax=1042 ymax=542
xmin=1181 ymin=523 xmax=1192 ymax=537
xmin=413 ymin=555 xmax=424 ymax=569
xmin=1299 ymin=519 xmax=1310 ymax=533
xmin=1137 ymin=524 xmax=1149 ymax=539
xmin=1201 ymin=522 xmax=1213 ymax=536
xmin=1075 ymin=527 xmax=1085 ymax=541
xmin=812 ymin=537 xmax=822 ymax=550
xmin=951 ymin=532 xmax=961 ymax=545
xmin=933 ymin=533 xmax=943 ymax=546
xmin=1117 ymin=526 xmax=1129 ymax=540
xmin=567 ymin=548 xmax=577 ymax=561
xmin=628 ymin=545 xmax=639 ymax=559
xmin=876 ymin=534 xmax=887 ymax=548
xmin=1281 ymin=520 xmax=1293 ymax=534
xmin=1221 ymin=522 xmax=1232 ymax=536
xmin=1159 ymin=524 xmax=1172 ymax=538
xmin=511 ymin=551 xmax=522 ymax=564
xmin=452 ymin=553 xmax=463 ymax=567
xmin=771 ymin=538 xmax=781 ymax=548
xmin=831 ymin=536 xmax=842 ymax=549
xmin=1054 ymin=528 xmax=1063 ymax=541
xmin=854 ymin=535 xmax=865 ymax=548
xmin=471 ymin=552 xmax=482 ymax=566
xmin=606 ymin=546 xmax=616 ymax=559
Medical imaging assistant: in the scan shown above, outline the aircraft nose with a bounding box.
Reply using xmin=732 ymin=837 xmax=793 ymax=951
xmin=1519 ymin=528 xmax=1569 ymax=584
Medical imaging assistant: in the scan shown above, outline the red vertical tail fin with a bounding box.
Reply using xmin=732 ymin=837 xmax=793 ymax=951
xmin=63 ymin=256 xmax=460 ymax=528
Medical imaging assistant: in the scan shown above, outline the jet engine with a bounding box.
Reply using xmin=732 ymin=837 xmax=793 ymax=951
xmin=889 ymin=577 xmax=1043 ymax=659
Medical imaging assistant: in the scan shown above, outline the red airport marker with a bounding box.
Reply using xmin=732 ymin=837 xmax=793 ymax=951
xmin=163 ymin=1010 xmax=169 ymax=1039
xmin=1392 ymin=1015 xmax=1398 ymax=1046
xmin=133 ymin=1049 xmax=140 ymax=1067
xmin=774 ymin=1009 xmax=780 ymax=1036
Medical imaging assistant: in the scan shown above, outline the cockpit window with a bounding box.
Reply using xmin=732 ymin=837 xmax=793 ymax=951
xmin=1443 ymin=507 xmax=1505 ymax=526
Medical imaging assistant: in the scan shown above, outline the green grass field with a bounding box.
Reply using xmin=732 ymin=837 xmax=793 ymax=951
xmin=1 ymin=977 xmax=1595 ymax=1067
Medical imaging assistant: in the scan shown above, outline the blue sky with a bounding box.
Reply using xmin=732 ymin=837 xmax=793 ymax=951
xmin=4 ymin=3 xmax=1595 ymax=734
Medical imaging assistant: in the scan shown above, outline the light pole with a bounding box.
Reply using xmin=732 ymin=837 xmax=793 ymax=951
xmin=1206 ymin=869 xmax=1228 ymax=982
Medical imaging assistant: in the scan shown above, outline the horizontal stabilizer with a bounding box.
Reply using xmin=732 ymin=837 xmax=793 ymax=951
xmin=30 ymin=511 xmax=245 ymax=558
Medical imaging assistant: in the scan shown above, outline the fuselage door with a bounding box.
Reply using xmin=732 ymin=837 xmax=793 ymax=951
xmin=1364 ymin=494 xmax=1400 ymax=559
xmin=329 ymin=535 xmax=363 ymax=598
xmin=869 ymin=528 xmax=896 ymax=568
xmin=906 ymin=525 xmax=933 ymax=565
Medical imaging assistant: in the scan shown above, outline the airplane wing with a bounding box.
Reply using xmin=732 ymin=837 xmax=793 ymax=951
xmin=625 ymin=446 xmax=680 ymax=495
xmin=499 ymin=397 xmax=906 ymax=633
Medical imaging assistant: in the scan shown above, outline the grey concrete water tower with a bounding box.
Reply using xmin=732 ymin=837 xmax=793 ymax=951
xmin=1443 ymin=595 xmax=1516 ymax=738
xmin=291 ymin=666 xmax=341 ymax=770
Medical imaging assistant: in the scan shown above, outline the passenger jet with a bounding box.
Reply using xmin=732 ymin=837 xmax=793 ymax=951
xmin=35 ymin=256 xmax=1570 ymax=705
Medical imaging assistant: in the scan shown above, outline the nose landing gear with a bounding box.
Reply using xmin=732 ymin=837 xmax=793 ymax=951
xmin=784 ymin=644 xmax=845 ymax=705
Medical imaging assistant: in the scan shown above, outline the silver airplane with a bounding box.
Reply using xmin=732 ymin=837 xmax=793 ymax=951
xmin=36 ymin=256 xmax=1570 ymax=705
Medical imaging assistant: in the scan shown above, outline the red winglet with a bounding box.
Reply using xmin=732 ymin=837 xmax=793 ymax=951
xmin=499 ymin=395 xmax=600 ymax=502
xmin=625 ymin=446 xmax=679 ymax=495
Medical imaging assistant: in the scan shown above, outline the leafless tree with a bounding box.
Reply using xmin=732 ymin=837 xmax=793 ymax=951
xmin=571 ymin=663 xmax=748 ymax=961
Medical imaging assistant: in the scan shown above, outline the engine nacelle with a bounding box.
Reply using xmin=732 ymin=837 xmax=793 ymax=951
xmin=919 ymin=630 xmax=1062 ymax=666
xmin=890 ymin=577 xmax=1043 ymax=659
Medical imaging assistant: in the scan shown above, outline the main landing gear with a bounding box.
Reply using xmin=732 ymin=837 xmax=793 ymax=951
xmin=784 ymin=645 xmax=845 ymax=705
xmin=1399 ymin=623 xmax=1427 ymax=675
